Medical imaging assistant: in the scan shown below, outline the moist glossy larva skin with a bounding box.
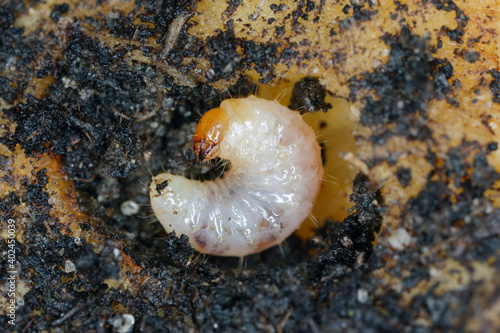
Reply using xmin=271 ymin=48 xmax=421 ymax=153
xmin=150 ymin=96 xmax=324 ymax=257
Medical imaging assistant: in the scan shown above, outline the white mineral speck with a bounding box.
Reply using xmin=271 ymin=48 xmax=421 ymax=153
xmin=120 ymin=200 xmax=140 ymax=216
xmin=113 ymin=248 xmax=122 ymax=261
xmin=64 ymin=260 xmax=76 ymax=273
xmin=113 ymin=314 xmax=135 ymax=333
xmin=350 ymin=105 xmax=360 ymax=117
xmin=357 ymin=288 xmax=369 ymax=304
xmin=387 ymin=228 xmax=412 ymax=250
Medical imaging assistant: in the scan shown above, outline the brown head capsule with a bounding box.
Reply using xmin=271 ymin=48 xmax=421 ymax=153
xmin=193 ymin=107 xmax=229 ymax=162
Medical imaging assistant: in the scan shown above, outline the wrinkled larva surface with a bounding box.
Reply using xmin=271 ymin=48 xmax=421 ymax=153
xmin=150 ymin=96 xmax=324 ymax=256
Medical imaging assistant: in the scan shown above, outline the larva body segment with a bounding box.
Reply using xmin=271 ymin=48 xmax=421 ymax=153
xmin=150 ymin=96 xmax=324 ymax=257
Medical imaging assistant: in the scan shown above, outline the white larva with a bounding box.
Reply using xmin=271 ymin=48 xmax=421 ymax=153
xmin=150 ymin=95 xmax=324 ymax=257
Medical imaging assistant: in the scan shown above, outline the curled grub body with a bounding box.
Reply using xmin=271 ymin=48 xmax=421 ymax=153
xmin=150 ymin=96 xmax=324 ymax=256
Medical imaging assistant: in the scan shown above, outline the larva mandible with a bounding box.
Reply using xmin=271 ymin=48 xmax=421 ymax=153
xmin=149 ymin=95 xmax=324 ymax=257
